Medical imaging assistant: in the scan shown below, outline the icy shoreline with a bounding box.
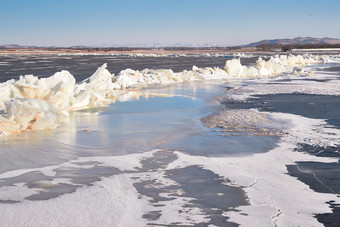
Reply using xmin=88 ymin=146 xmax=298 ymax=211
xmin=1 ymin=54 xmax=340 ymax=135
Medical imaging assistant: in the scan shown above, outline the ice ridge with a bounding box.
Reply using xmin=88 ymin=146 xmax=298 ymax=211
xmin=0 ymin=54 xmax=339 ymax=135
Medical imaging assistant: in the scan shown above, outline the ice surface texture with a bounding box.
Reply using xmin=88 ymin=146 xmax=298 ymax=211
xmin=0 ymin=54 xmax=339 ymax=135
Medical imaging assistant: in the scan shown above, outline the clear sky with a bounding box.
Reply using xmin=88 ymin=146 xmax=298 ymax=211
xmin=1 ymin=0 xmax=340 ymax=47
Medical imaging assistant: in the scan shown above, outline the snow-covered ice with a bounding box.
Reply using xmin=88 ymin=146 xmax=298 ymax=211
xmin=1 ymin=110 xmax=339 ymax=226
xmin=1 ymin=53 xmax=340 ymax=226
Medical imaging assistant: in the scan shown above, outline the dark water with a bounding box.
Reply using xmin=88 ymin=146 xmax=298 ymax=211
xmin=0 ymin=54 xmax=262 ymax=83
xmin=223 ymin=92 xmax=340 ymax=226
xmin=135 ymin=150 xmax=246 ymax=226
xmin=287 ymin=161 xmax=340 ymax=227
xmin=0 ymin=55 xmax=231 ymax=82
xmin=244 ymin=94 xmax=340 ymax=128
xmin=317 ymin=66 xmax=340 ymax=73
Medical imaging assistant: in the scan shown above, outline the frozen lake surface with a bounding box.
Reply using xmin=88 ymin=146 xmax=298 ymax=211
xmin=0 ymin=54 xmax=340 ymax=226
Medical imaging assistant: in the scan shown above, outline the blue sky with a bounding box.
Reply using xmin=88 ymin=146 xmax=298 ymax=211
xmin=1 ymin=0 xmax=340 ymax=47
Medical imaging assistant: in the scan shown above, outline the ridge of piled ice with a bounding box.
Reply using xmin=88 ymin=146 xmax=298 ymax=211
xmin=225 ymin=54 xmax=340 ymax=78
xmin=113 ymin=66 xmax=229 ymax=89
xmin=1 ymin=54 xmax=340 ymax=135
xmin=73 ymin=63 xmax=118 ymax=108
xmin=4 ymin=98 xmax=61 ymax=133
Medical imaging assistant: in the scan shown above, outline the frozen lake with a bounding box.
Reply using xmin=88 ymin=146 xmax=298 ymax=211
xmin=0 ymin=54 xmax=340 ymax=226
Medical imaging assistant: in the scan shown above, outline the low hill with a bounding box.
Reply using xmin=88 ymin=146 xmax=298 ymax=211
xmin=245 ymin=37 xmax=340 ymax=47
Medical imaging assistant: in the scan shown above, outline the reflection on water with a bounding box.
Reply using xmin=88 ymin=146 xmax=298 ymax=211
xmin=103 ymin=95 xmax=203 ymax=115
xmin=0 ymin=80 xmax=280 ymax=173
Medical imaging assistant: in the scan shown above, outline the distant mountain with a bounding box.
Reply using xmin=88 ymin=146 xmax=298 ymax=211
xmin=0 ymin=44 xmax=26 ymax=48
xmin=245 ymin=37 xmax=340 ymax=47
xmin=168 ymin=42 xmax=220 ymax=48
xmin=0 ymin=44 xmax=39 ymax=49
xmin=69 ymin=45 xmax=92 ymax=49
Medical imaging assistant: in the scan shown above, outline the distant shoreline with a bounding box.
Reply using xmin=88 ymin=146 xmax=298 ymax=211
xmin=1 ymin=47 xmax=340 ymax=55
xmin=0 ymin=49 xmax=252 ymax=55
